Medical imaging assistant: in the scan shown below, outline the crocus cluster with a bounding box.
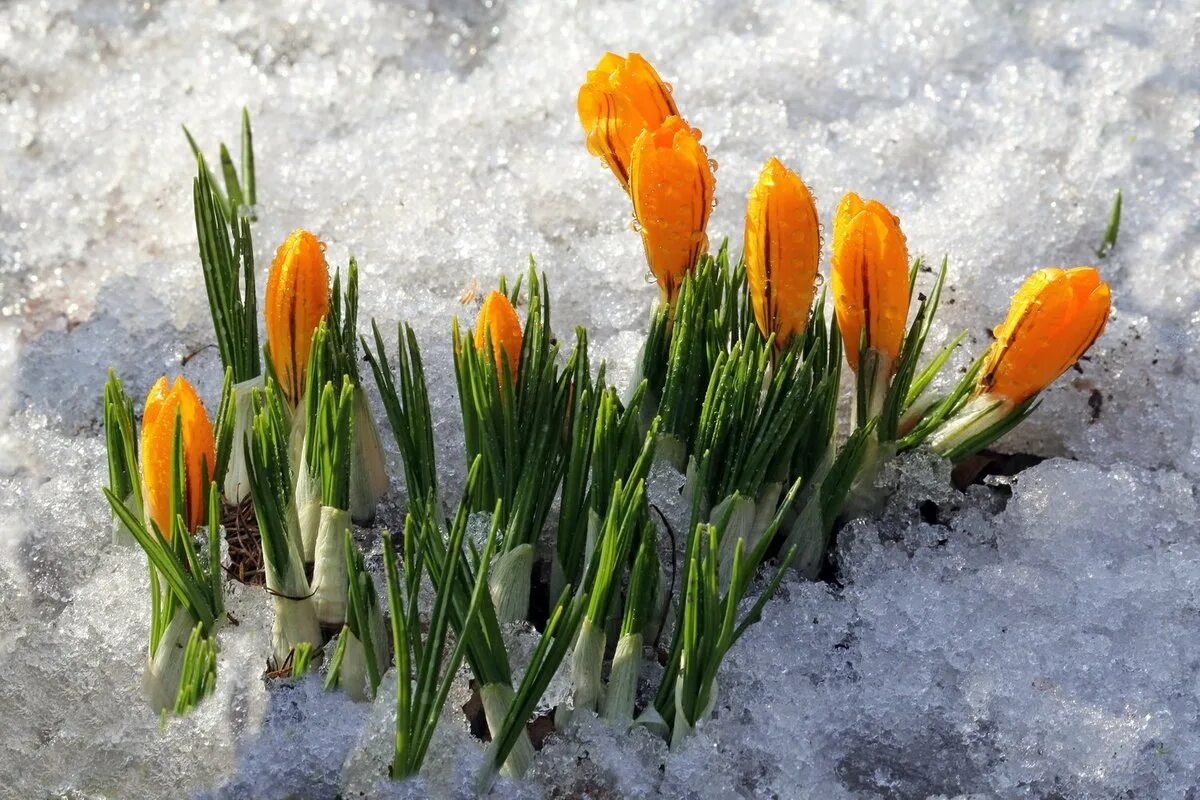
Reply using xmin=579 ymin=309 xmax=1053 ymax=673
xmin=578 ymin=51 xmax=1112 ymax=466
xmin=100 ymin=52 xmax=1117 ymax=789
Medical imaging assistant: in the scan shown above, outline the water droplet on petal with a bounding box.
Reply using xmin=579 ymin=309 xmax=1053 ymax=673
xmin=813 ymin=273 xmax=825 ymax=288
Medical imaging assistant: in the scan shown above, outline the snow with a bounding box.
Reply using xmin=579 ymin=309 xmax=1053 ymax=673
xmin=2 ymin=0 xmax=1199 ymax=797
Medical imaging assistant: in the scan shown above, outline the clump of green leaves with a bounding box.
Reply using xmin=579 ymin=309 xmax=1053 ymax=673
xmin=363 ymin=320 xmax=438 ymax=504
xmin=174 ymin=623 xmax=219 ymax=715
xmin=653 ymin=461 xmax=801 ymax=746
xmin=105 ymin=422 xmax=224 ymax=715
xmin=640 ymin=245 xmax=747 ymax=467
xmin=245 ymin=379 xmax=322 ymax=669
xmin=387 ymin=504 xmax=495 ymax=777
xmin=184 ymin=108 xmax=257 ymax=224
xmin=452 ymin=266 xmax=576 ymax=623
xmin=190 ymin=117 xmax=260 ymax=383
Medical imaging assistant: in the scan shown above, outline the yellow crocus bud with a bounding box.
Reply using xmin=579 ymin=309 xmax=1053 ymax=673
xmin=928 ymin=266 xmax=1112 ymax=460
xmin=474 ymin=291 xmax=523 ymax=380
xmin=977 ymin=267 xmax=1111 ymax=404
xmin=743 ymin=157 xmax=821 ymax=347
xmin=629 ymin=116 xmax=715 ymax=303
xmin=141 ymin=376 xmax=216 ymax=539
xmin=265 ymin=229 xmax=330 ymax=406
xmin=577 ymin=52 xmax=679 ymax=191
xmin=830 ymin=193 xmax=910 ymax=372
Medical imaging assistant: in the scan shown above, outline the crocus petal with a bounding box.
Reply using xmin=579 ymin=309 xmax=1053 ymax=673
xmin=979 ymin=267 xmax=1111 ymax=403
xmin=265 ymin=229 xmax=330 ymax=407
xmin=577 ymin=52 xmax=679 ymax=191
xmin=629 ymin=116 xmax=715 ymax=302
xmin=474 ymin=291 xmax=523 ymax=381
xmin=830 ymin=195 xmax=910 ymax=371
xmin=744 ymin=157 xmax=821 ymax=347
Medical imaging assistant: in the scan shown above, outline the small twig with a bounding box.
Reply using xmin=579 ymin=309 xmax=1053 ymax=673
xmin=181 ymin=343 xmax=218 ymax=366
xmin=649 ymin=502 xmax=677 ymax=650
xmin=264 ymin=585 xmax=318 ymax=601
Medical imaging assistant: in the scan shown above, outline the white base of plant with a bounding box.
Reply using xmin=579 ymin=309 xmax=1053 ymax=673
xmin=223 ymin=375 xmax=263 ymax=504
xmin=564 ymin=617 xmax=606 ymax=723
xmin=480 ymin=682 xmax=535 ymax=778
xmin=339 ymin=630 xmax=372 ymax=702
xmin=488 ymin=543 xmax=533 ymax=625
xmin=633 ymin=703 xmax=670 ymax=739
xmin=263 ymin=512 xmax=322 ymax=666
xmin=842 ymin=437 xmax=896 ymax=520
xmin=294 ymin=458 xmax=321 ymax=563
xmin=312 ymin=506 xmax=350 ymax=629
xmin=927 ymin=393 xmax=1015 ymax=456
xmin=349 ymin=385 xmax=389 ymax=525
xmin=671 ymin=673 xmax=717 ymax=749
xmin=144 ymin=607 xmax=195 ymax=713
xmin=784 ymin=493 xmax=827 ymax=580
xmin=602 ymin=631 xmax=641 ymax=723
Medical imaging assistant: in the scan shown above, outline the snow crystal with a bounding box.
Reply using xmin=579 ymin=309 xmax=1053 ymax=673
xmin=2 ymin=0 xmax=1198 ymax=797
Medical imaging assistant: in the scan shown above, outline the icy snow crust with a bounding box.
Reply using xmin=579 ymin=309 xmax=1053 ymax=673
xmin=1 ymin=0 xmax=1198 ymax=797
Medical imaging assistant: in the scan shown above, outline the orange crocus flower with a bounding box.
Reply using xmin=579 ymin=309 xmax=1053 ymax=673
xmin=141 ymin=376 xmax=216 ymax=539
xmin=577 ymin=52 xmax=679 ymax=191
xmin=830 ymin=193 xmax=910 ymax=371
xmin=629 ymin=116 xmax=715 ymax=303
xmin=474 ymin=291 xmax=523 ymax=380
xmin=977 ymin=267 xmax=1111 ymax=404
xmin=744 ymin=157 xmax=821 ymax=348
xmin=265 ymin=229 xmax=330 ymax=406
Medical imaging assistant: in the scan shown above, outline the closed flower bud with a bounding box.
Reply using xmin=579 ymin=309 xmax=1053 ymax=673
xmin=629 ymin=116 xmax=715 ymax=303
xmin=976 ymin=267 xmax=1111 ymax=403
xmin=743 ymin=157 xmax=821 ymax=347
xmin=830 ymin=193 xmax=910 ymax=371
xmin=265 ymin=229 xmax=330 ymax=406
xmin=577 ymin=52 xmax=679 ymax=191
xmin=474 ymin=291 xmax=523 ymax=380
xmin=141 ymin=376 xmax=216 ymax=538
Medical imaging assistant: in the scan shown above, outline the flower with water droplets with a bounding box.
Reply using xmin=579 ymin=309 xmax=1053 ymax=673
xmin=577 ymin=52 xmax=679 ymax=191
xmin=976 ymin=267 xmax=1111 ymax=404
xmin=629 ymin=116 xmax=715 ymax=303
xmin=140 ymin=376 xmax=216 ymax=538
xmin=927 ymin=267 xmax=1111 ymax=460
xmin=743 ymin=157 xmax=820 ymax=347
xmin=474 ymin=291 xmax=523 ymax=380
xmin=265 ymin=229 xmax=330 ymax=406
xmin=830 ymin=193 xmax=910 ymax=372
